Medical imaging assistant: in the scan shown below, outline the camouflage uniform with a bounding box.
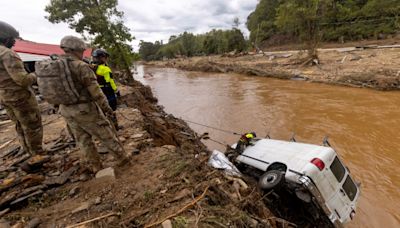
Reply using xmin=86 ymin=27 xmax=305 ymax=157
xmin=58 ymin=53 xmax=128 ymax=172
xmin=0 ymin=45 xmax=43 ymax=154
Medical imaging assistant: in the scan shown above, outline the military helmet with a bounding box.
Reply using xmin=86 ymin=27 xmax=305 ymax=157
xmin=0 ymin=21 xmax=19 ymax=39
xmin=60 ymin=35 xmax=86 ymax=51
xmin=92 ymin=48 xmax=109 ymax=57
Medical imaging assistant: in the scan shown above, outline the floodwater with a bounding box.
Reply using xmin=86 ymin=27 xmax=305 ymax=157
xmin=135 ymin=66 xmax=400 ymax=228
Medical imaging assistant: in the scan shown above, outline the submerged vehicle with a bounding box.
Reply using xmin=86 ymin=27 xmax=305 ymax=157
xmin=233 ymin=138 xmax=361 ymax=227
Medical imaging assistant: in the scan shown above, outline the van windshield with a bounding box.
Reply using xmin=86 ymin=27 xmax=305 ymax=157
xmin=343 ymin=176 xmax=358 ymax=201
xmin=330 ymin=156 xmax=345 ymax=182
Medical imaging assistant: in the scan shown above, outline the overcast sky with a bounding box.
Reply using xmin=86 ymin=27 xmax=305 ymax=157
xmin=1 ymin=0 xmax=258 ymax=51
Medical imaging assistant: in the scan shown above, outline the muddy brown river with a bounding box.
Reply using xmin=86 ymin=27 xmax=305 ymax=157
xmin=136 ymin=66 xmax=400 ymax=228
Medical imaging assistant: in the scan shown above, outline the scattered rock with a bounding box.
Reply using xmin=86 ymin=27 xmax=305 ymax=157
xmin=95 ymin=167 xmax=115 ymax=179
xmin=249 ymin=218 xmax=259 ymax=227
xmin=161 ymin=145 xmax=176 ymax=152
xmin=161 ymin=219 xmax=172 ymax=228
xmin=106 ymin=215 xmax=118 ymax=224
xmin=44 ymin=166 xmax=78 ymax=186
xmin=132 ymin=149 xmax=140 ymax=155
xmin=79 ymin=173 xmax=90 ymax=182
xmin=48 ymin=171 xmax=60 ymax=177
xmin=71 ymin=202 xmax=91 ymax=214
xmin=69 ymin=186 xmax=79 ymax=197
xmin=98 ymin=146 xmax=109 ymax=154
xmin=94 ymin=197 xmax=102 ymax=205
xmin=350 ymin=54 xmax=362 ymax=61
xmin=93 ymin=203 xmax=113 ymax=213
xmin=25 ymin=218 xmax=41 ymax=228
xmin=170 ymin=189 xmax=191 ymax=203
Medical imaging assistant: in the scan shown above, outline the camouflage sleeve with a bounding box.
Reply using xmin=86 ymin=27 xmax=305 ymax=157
xmin=3 ymin=50 xmax=36 ymax=87
xmin=79 ymin=63 xmax=113 ymax=115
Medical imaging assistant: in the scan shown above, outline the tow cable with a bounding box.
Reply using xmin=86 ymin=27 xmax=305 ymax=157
xmin=180 ymin=118 xmax=242 ymax=136
xmin=180 ymin=118 xmax=240 ymax=146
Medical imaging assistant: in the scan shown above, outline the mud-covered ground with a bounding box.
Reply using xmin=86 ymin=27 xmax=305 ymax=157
xmin=147 ymin=45 xmax=400 ymax=90
xmin=0 ymin=82 xmax=300 ymax=228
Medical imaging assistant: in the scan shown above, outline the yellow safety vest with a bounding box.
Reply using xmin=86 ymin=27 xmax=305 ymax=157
xmin=245 ymin=133 xmax=255 ymax=139
xmin=95 ymin=64 xmax=117 ymax=92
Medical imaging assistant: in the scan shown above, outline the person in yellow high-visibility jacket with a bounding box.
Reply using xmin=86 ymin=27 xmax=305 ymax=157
xmin=235 ymin=132 xmax=257 ymax=153
xmin=91 ymin=49 xmax=120 ymax=111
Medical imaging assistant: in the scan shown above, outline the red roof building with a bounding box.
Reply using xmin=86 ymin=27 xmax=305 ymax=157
xmin=13 ymin=39 xmax=92 ymax=62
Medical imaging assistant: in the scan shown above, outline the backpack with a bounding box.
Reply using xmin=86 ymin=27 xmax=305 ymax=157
xmin=35 ymin=56 xmax=80 ymax=105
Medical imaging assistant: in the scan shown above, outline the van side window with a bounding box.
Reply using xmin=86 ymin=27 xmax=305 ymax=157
xmin=343 ymin=176 xmax=357 ymax=201
xmin=330 ymin=157 xmax=345 ymax=182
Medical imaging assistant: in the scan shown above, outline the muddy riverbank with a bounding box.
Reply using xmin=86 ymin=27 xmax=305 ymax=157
xmin=1 ymin=82 xmax=295 ymax=227
xmin=146 ymin=46 xmax=400 ymax=90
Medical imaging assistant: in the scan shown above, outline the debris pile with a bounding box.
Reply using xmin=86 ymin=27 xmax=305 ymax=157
xmin=0 ymin=105 xmax=9 ymax=122
xmin=147 ymin=46 xmax=400 ymax=90
xmin=0 ymin=81 xmax=295 ymax=227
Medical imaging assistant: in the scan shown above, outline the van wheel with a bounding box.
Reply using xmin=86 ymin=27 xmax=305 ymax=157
xmin=259 ymin=170 xmax=285 ymax=190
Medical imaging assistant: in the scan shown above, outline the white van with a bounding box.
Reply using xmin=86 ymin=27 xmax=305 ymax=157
xmin=234 ymin=138 xmax=360 ymax=227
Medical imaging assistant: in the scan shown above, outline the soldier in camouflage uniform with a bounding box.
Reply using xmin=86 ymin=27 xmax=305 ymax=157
xmin=0 ymin=21 xmax=43 ymax=155
xmin=57 ymin=36 xmax=130 ymax=172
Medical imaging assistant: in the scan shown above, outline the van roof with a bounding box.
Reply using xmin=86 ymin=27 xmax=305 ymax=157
xmin=242 ymin=139 xmax=336 ymax=172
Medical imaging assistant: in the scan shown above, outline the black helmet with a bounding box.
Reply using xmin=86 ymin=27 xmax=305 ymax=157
xmin=92 ymin=49 xmax=109 ymax=57
xmin=0 ymin=21 xmax=19 ymax=40
xmin=251 ymin=132 xmax=257 ymax=137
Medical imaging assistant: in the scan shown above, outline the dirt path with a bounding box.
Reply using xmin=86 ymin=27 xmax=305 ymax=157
xmin=147 ymin=45 xmax=400 ymax=90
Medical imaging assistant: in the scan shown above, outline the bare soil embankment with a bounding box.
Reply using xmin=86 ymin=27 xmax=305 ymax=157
xmin=147 ymin=46 xmax=400 ymax=90
xmin=0 ymin=81 xmax=294 ymax=227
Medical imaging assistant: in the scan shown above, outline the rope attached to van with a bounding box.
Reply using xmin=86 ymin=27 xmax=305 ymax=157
xmin=180 ymin=118 xmax=242 ymax=136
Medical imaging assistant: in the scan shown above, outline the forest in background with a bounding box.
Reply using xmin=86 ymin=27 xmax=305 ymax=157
xmin=139 ymin=29 xmax=246 ymax=61
xmin=247 ymin=0 xmax=399 ymax=47
xmin=139 ymin=0 xmax=399 ymax=60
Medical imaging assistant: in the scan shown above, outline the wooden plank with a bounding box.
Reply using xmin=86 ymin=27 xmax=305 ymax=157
xmin=0 ymin=120 xmax=12 ymax=126
xmin=0 ymin=140 xmax=13 ymax=150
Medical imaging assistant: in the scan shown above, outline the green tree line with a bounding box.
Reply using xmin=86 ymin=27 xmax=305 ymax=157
xmin=45 ymin=0 xmax=136 ymax=80
xmin=139 ymin=29 xmax=247 ymax=61
xmin=247 ymin=0 xmax=400 ymax=47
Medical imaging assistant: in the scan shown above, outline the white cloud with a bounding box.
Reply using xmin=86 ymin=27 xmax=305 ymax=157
xmin=0 ymin=0 xmax=258 ymax=51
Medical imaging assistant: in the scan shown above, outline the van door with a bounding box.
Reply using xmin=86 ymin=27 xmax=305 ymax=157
xmin=326 ymin=156 xmax=353 ymax=222
xmin=340 ymin=175 xmax=359 ymax=223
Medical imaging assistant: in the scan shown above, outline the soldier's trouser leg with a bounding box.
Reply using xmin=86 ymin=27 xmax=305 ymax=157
xmin=61 ymin=102 xmax=128 ymax=167
xmin=4 ymin=95 xmax=43 ymax=155
xmin=87 ymin=118 xmax=128 ymax=163
xmin=67 ymin=121 xmax=102 ymax=172
xmin=5 ymin=107 xmax=28 ymax=152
